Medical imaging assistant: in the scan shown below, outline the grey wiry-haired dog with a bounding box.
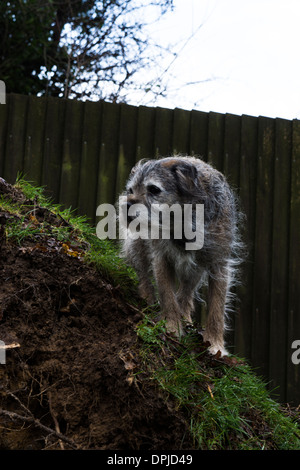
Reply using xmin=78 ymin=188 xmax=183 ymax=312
xmin=119 ymin=156 xmax=244 ymax=355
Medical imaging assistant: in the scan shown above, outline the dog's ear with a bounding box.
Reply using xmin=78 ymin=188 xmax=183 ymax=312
xmin=130 ymin=158 xmax=149 ymax=176
xmin=169 ymin=161 xmax=199 ymax=196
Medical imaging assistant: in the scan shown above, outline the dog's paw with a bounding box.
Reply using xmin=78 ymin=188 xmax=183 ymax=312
xmin=202 ymin=332 xmax=228 ymax=357
xmin=165 ymin=318 xmax=184 ymax=338
xmin=207 ymin=344 xmax=228 ymax=357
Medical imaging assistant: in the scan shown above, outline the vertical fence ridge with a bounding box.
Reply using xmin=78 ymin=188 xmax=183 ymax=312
xmin=287 ymin=119 xmax=300 ymax=403
xmin=269 ymin=118 xmax=292 ymax=402
xmin=0 ymin=94 xmax=299 ymax=404
xmin=236 ymin=114 xmax=258 ymax=361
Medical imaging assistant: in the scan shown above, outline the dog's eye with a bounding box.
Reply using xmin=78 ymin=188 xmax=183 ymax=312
xmin=147 ymin=184 xmax=161 ymax=195
xmin=128 ymin=187 xmax=133 ymax=194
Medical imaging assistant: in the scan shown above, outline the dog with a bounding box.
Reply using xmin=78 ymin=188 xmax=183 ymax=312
xmin=119 ymin=156 xmax=244 ymax=356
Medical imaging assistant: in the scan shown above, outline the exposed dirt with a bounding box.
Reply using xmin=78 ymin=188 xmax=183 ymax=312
xmin=0 ymin=179 xmax=194 ymax=450
xmin=1 ymin=178 xmax=299 ymax=451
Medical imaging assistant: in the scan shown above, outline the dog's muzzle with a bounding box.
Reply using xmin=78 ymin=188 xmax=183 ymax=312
xmin=126 ymin=200 xmax=139 ymax=222
xmin=120 ymin=199 xmax=141 ymax=226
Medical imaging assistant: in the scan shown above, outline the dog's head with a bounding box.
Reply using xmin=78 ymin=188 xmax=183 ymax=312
xmin=124 ymin=157 xmax=201 ymax=207
xmin=119 ymin=157 xmax=206 ymax=241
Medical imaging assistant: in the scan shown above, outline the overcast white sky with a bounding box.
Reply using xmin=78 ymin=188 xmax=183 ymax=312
xmin=133 ymin=0 xmax=300 ymax=120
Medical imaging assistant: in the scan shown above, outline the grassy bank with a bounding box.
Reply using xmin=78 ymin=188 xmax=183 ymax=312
xmin=137 ymin=315 xmax=300 ymax=449
xmin=1 ymin=177 xmax=299 ymax=450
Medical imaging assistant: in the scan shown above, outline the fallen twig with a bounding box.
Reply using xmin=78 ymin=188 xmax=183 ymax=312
xmin=47 ymin=391 xmax=64 ymax=450
xmin=0 ymin=408 xmax=78 ymax=450
xmin=0 ymin=342 xmax=20 ymax=349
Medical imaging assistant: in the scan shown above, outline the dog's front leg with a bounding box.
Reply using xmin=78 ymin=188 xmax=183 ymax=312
xmin=203 ymin=268 xmax=229 ymax=356
xmin=124 ymin=238 xmax=156 ymax=304
xmin=152 ymin=256 xmax=183 ymax=337
xmin=176 ymin=268 xmax=204 ymax=325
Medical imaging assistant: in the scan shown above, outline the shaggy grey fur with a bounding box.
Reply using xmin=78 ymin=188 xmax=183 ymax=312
xmin=119 ymin=156 xmax=245 ymax=355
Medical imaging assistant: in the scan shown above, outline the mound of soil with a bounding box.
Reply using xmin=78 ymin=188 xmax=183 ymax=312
xmin=0 ymin=178 xmax=193 ymax=450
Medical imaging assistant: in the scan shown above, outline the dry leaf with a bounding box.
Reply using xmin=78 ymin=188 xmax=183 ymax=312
xmin=119 ymin=351 xmax=136 ymax=371
xmin=29 ymin=214 xmax=39 ymax=225
xmin=61 ymin=242 xmax=83 ymax=259
xmin=60 ymin=299 xmax=76 ymax=313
